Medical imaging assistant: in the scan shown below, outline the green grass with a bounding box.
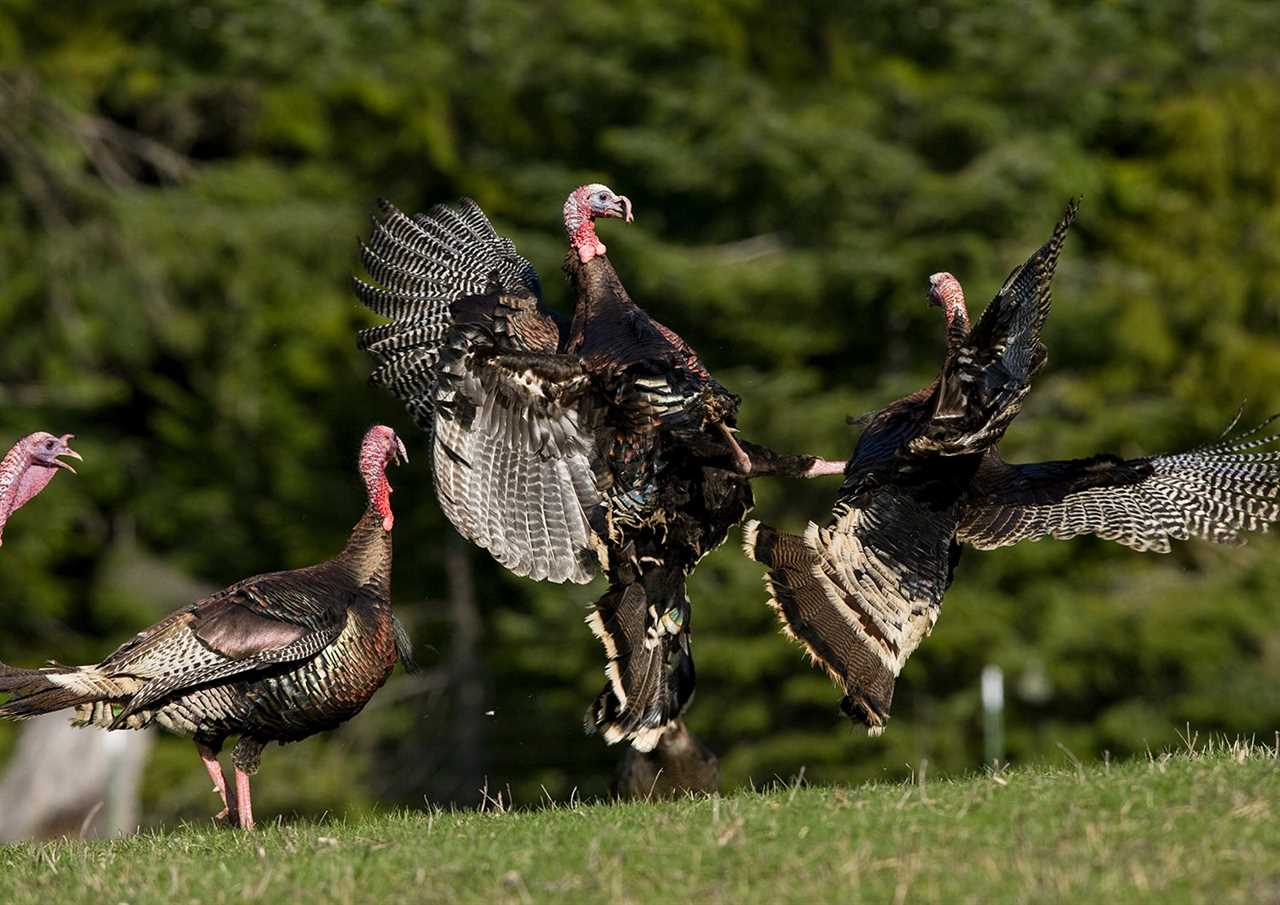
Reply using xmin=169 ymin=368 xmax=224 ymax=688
xmin=3 ymin=740 xmax=1277 ymax=905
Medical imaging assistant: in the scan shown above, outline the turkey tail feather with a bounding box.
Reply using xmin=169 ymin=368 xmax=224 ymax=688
xmin=0 ymin=662 xmax=123 ymax=720
xmin=742 ymin=520 xmax=897 ymax=734
xmin=584 ymin=567 xmax=695 ymax=752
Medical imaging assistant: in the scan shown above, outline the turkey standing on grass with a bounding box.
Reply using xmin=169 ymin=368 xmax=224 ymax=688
xmin=355 ymin=184 xmax=843 ymax=750
xmin=0 ymin=431 xmax=81 ymax=545
xmin=0 ymin=426 xmax=414 ymax=829
xmin=744 ymin=201 xmax=1280 ymax=735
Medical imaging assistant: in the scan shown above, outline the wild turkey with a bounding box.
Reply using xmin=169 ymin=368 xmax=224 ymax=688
xmin=355 ymin=184 xmax=842 ymax=750
xmin=745 ymin=201 xmax=1280 ymax=734
xmin=0 ymin=432 xmax=81 ymax=545
xmin=613 ymin=718 xmax=719 ymax=800
xmin=0 ymin=425 xmax=414 ymax=829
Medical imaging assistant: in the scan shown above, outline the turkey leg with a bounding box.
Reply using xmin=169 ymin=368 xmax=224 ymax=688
xmin=733 ymin=438 xmax=845 ymax=479
xmin=801 ymin=458 xmax=846 ymax=477
xmin=196 ymin=742 xmax=233 ymax=822
xmin=234 ymin=768 xmax=255 ymax=830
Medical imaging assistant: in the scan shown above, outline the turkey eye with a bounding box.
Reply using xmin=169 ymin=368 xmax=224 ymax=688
xmin=45 ymin=440 xmax=55 ymax=449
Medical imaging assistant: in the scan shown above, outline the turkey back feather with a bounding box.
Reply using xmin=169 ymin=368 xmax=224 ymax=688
xmin=193 ymin=597 xmax=310 ymax=659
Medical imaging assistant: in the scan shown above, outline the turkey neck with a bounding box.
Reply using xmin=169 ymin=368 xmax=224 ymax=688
xmin=0 ymin=445 xmax=28 ymax=509
xmin=337 ymin=507 xmax=393 ymax=600
xmin=564 ymin=252 xmax=634 ymax=352
xmin=0 ymin=444 xmax=24 ymax=517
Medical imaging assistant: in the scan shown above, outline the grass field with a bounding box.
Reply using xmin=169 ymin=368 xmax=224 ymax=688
xmin=2 ymin=739 xmax=1276 ymax=905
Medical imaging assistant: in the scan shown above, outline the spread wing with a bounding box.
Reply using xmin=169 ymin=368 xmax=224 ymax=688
xmin=432 ymin=337 xmax=605 ymax=583
xmin=922 ymin=200 xmax=1078 ymax=454
xmin=356 ymin=199 xmax=604 ymax=583
xmin=743 ymin=484 xmax=959 ymax=734
xmin=958 ymin=413 xmax=1280 ymax=551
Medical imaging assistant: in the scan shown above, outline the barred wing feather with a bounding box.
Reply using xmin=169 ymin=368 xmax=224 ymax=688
xmin=958 ymin=415 xmax=1280 ymax=551
xmin=356 ymin=199 xmax=604 ymax=584
xmin=922 ymin=200 xmax=1078 ymax=453
xmin=432 ymin=346 xmax=603 ymax=583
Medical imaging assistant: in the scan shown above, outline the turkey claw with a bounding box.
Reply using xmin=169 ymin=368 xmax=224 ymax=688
xmin=717 ymin=421 xmax=752 ymax=475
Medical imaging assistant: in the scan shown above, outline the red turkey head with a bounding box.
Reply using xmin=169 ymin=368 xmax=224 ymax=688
xmin=0 ymin=432 xmax=82 ymax=546
xmin=928 ymin=272 xmax=969 ymax=334
xmin=359 ymin=425 xmax=409 ymax=532
xmin=563 ymin=183 xmax=634 ymax=264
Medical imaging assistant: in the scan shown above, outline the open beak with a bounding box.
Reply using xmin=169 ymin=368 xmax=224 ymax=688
xmin=55 ymin=435 xmax=82 ymax=474
xmin=618 ymin=195 xmax=634 ymax=223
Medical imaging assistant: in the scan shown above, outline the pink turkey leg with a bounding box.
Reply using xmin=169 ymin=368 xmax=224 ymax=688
xmin=234 ymin=768 xmax=255 ymax=830
xmin=196 ymin=743 xmax=233 ymax=821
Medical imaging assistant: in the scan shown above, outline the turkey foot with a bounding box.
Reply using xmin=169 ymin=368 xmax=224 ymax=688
xmin=803 ymin=458 xmax=846 ymax=478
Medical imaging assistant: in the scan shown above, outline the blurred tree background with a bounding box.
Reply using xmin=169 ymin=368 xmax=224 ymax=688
xmin=1 ymin=0 xmax=1278 ymax=826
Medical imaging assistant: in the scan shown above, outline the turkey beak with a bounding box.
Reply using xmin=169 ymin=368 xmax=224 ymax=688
xmin=55 ymin=435 xmax=82 ymax=474
xmin=393 ymin=437 xmax=409 ymax=466
xmin=619 ymin=195 xmax=633 ymax=223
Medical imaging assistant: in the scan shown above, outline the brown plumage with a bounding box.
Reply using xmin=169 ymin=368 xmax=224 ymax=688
xmin=745 ymin=201 xmax=1280 ymax=734
xmin=614 ymin=719 xmax=719 ymax=800
xmin=0 ymin=426 xmax=413 ymax=829
xmin=355 ymin=184 xmax=842 ymax=751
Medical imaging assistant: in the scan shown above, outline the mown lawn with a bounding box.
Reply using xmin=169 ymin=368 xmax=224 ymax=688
xmin=2 ymin=741 xmax=1276 ymax=905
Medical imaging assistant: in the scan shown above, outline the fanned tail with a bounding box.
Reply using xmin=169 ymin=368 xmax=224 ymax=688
xmin=584 ymin=565 xmax=695 ymax=752
xmin=742 ymin=520 xmax=897 ymax=734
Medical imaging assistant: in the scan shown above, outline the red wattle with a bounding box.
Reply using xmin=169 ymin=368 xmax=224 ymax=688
xmin=572 ymin=220 xmax=601 ymax=259
xmin=371 ymin=478 xmax=393 ymax=532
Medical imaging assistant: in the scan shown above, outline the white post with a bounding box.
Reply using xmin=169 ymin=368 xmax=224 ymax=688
xmin=981 ymin=664 xmax=1005 ymax=766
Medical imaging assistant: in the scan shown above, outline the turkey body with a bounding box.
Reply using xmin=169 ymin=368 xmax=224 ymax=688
xmin=567 ymin=254 xmax=757 ymax=748
xmin=746 ymin=202 xmax=1280 ymax=733
xmin=614 ymin=719 xmax=720 ymax=800
xmin=356 ymin=195 xmax=821 ymax=750
xmin=0 ymin=509 xmax=400 ymax=759
xmin=124 ymin=515 xmax=398 ymax=751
